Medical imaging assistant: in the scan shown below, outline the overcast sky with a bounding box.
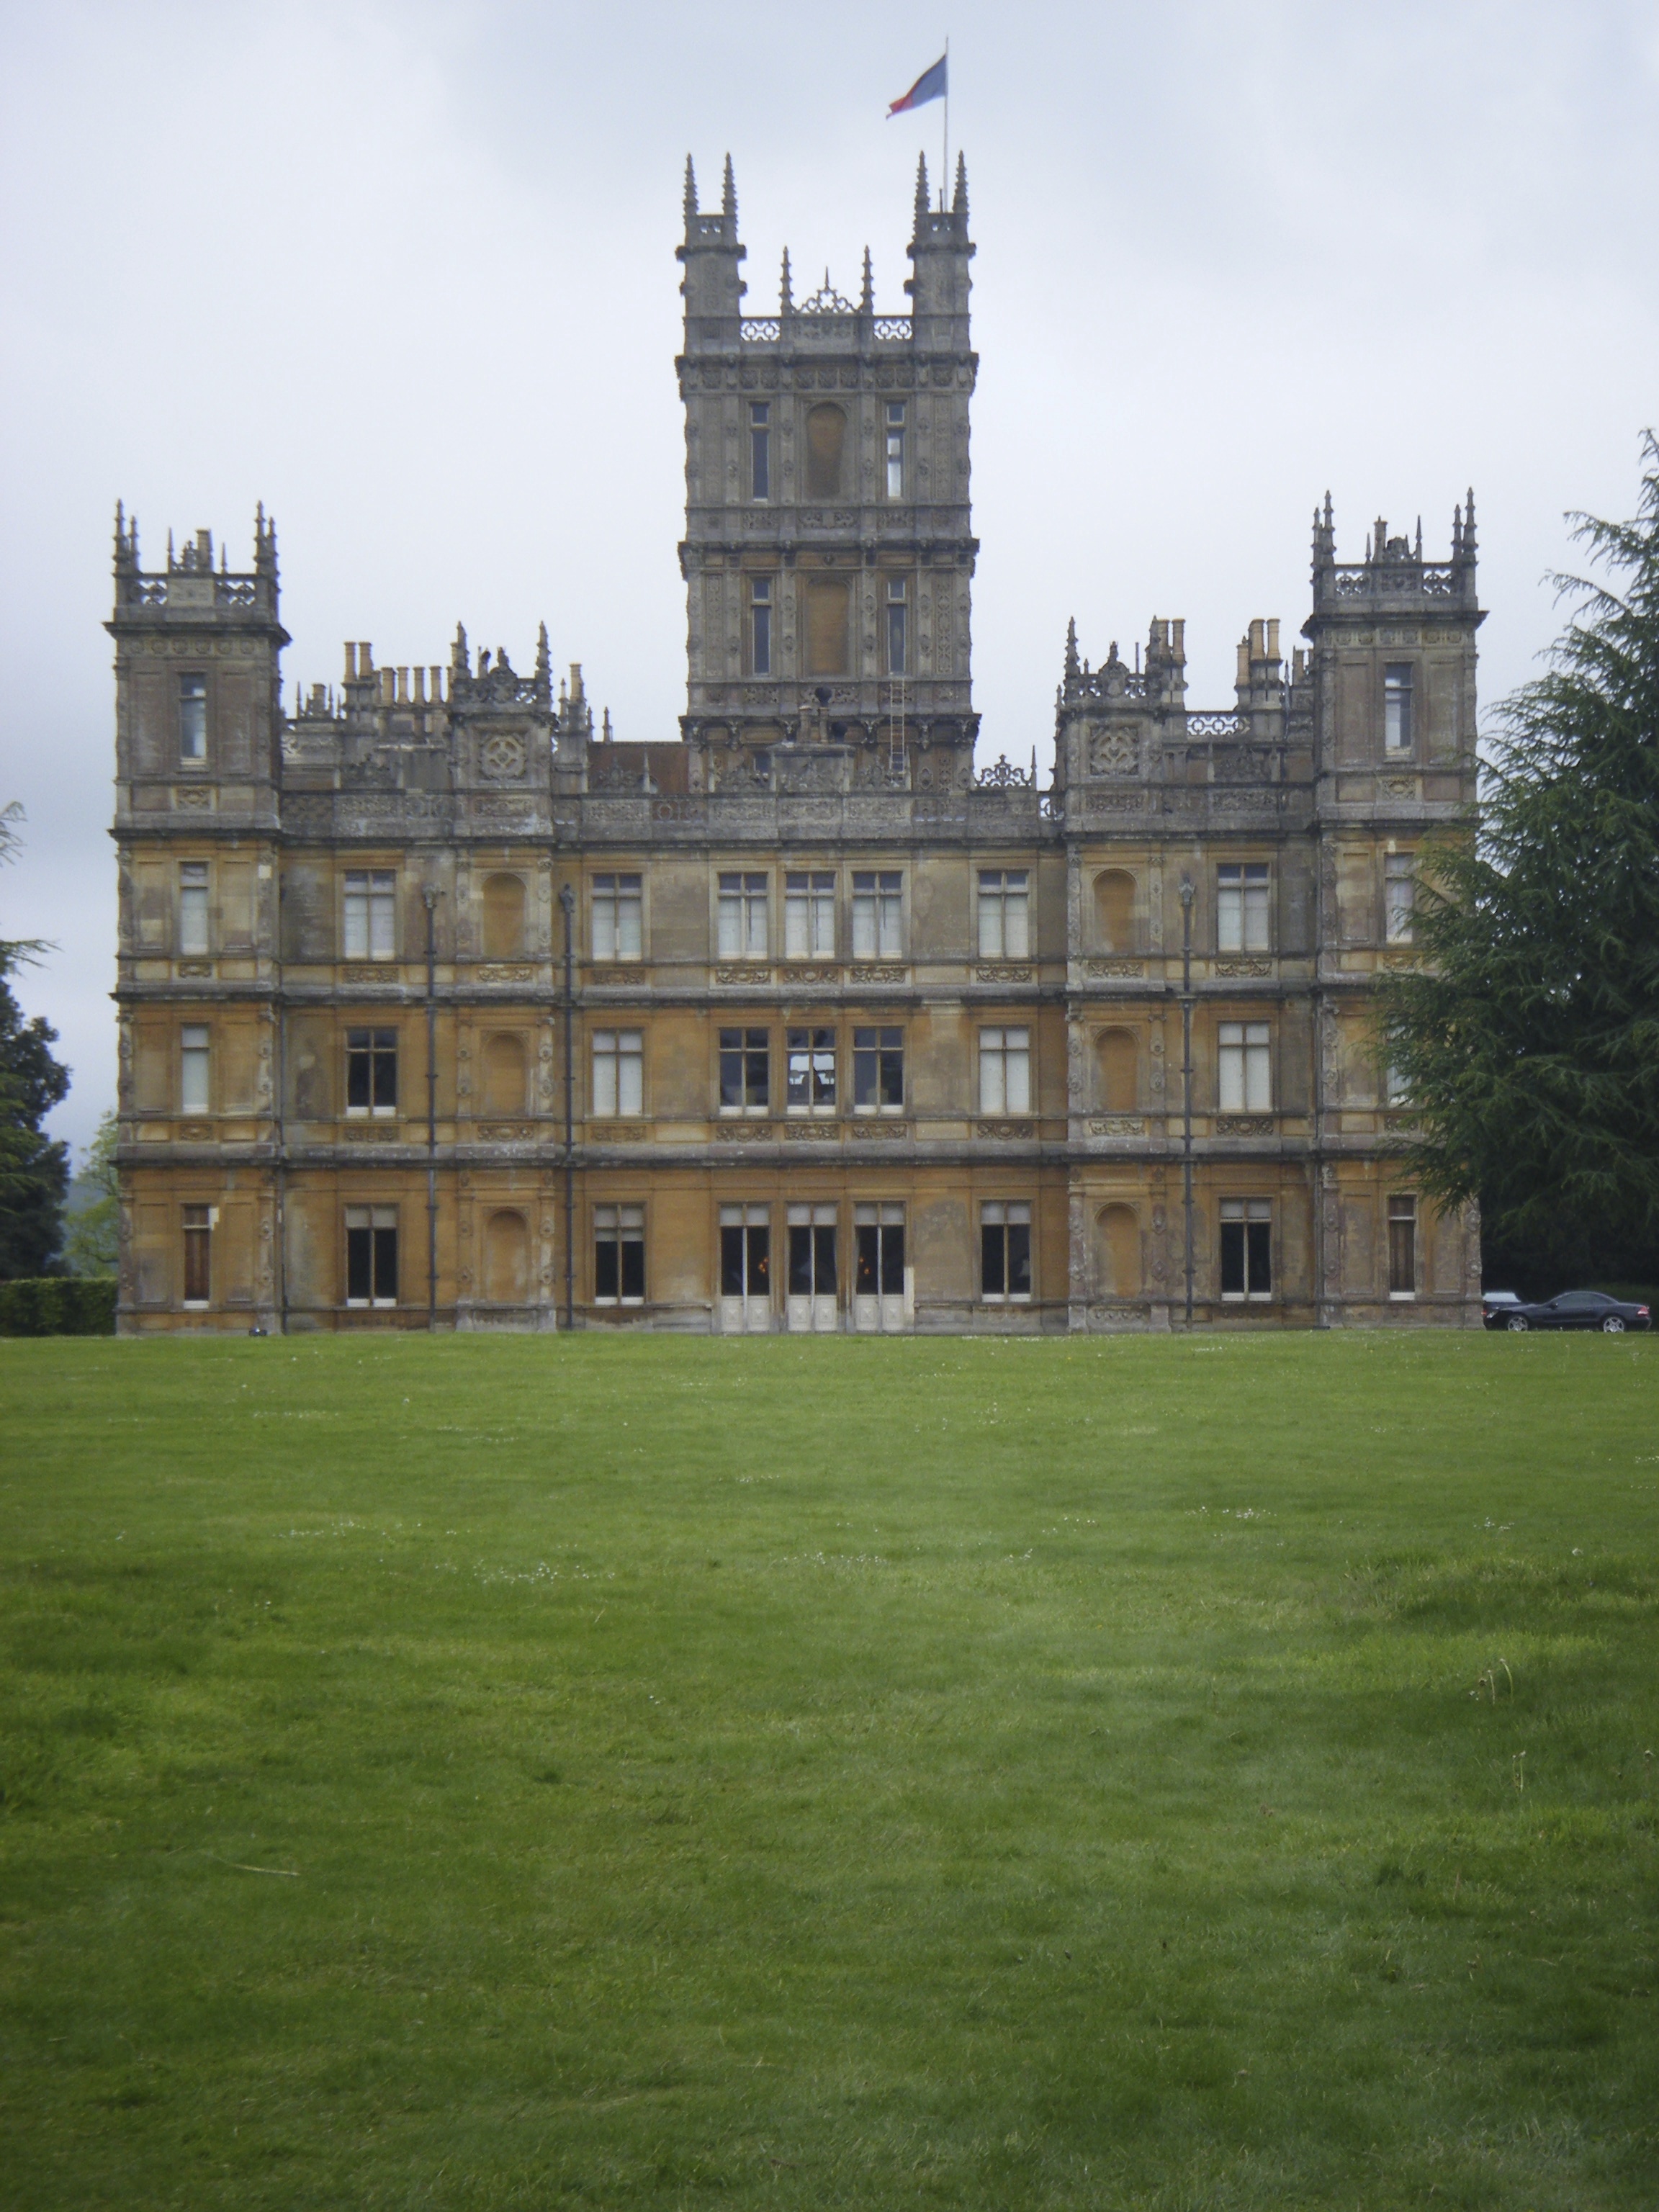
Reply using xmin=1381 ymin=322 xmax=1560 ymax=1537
xmin=2 ymin=0 xmax=1656 ymax=1157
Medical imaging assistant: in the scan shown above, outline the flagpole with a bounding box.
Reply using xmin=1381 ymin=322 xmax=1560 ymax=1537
xmin=942 ymin=36 xmax=949 ymax=210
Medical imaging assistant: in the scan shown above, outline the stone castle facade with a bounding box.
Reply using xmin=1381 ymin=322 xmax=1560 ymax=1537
xmin=110 ymin=155 xmax=1483 ymax=1334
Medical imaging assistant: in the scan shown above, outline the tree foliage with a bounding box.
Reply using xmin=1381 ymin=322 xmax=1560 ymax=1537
xmin=1378 ymin=435 xmax=1659 ymax=1271
xmin=0 ymin=803 xmax=71 ymax=1280
xmin=62 ymin=1108 xmax=119 ymax=1277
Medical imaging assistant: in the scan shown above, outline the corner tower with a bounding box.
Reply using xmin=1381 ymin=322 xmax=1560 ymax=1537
xmin=677 ymin=153 xmax=979 ymax=789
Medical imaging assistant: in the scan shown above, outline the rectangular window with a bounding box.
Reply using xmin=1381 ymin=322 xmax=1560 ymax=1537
xmin=852 ymin=1025 xmax=904 ymax=1113
xmin=979 ymin=1026 xmax=1032 ymax=1115
xmin=592 ymin=1028 xmax=644 ymax=1117
xmin=1385 ymin=853 xmax=1416 ymax=943
xmin=1385 ymin=1058 xmax=1412 ymax=1106
xmin=884 ymin=403 xmax=905 ymax=498
xmin=345 ymin=1027 xmax=397 ymax=1116
xmin=182 ymin=1203 xmax=211 ymax=1305
xmin=977 ymin=869 xmax=1030 ymax=960
xmin=854 ymin=1202 xmax=906 ymax=1295
xmin=343 ymin=871 xmax=397 ymax=961
xmin=851 ymin=870 xmax=903 ymax=959
xmin=1219 ymin=1199 xmax=1272 ymax=1300
xmin=719 ymin=1027 xmax=770 ymax=1114
xmin=1388 ymin=1194 xmax=1417 ymax=1297
xmin=785 ymin=1027 xmax=836 ymax=1114
xmin=1218 ymin=1021 xmax=1271 ymax=1112
xmin=716 ymin=872 xmax=768 ymax=960
xmin=886 ymin=578 xmax=907 ymax=675
xmin=750 ymin=577 xmax=773 ymax=676
xmin=180 ymin=1023 xmax=210 ymax=1113
xmin=345 ymin=1205 xmax=398 ymax=1307
xmin=179 ymin=862 xmax=210 ymax=956
xmin=784 ymin=871 xmax=835 ymax=958
xmin=788 ymin=1203 xmax=837 ymax=1296
xmin=750 ymin=402 xmax=770 ymax=500
xmin=591 ymin=873 xmax=643 ymax=961
xmin=179 ymin=673 xmax=207 ymax=761
xmin=720 ymin=1205 xmax=771 ymax=1299
xmin=1217 ymin=863 xmax=1270 ymax=953
xmin=594 ymin=1203 xmax=645 ymax=1303
xmin=981 ymin=1200 xmax=1033 ymax=1303
xmin=1384 ymin=664 xmax=1413 ymax=751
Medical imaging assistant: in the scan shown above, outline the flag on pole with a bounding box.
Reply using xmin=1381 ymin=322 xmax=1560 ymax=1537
xmin=887 ymin=53 xmax=947 ymax=115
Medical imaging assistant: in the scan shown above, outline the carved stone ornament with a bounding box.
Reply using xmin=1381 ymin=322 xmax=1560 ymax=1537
xmin=1215 ymin=1115 xmax=1276 ymax=1136
xmin=848 ymin=1120 xmax=907 ymax=1139
xmin=714 ymin=965 xmax=771 ymax=986
xmin=475 ymin=964 xmax=536 ymax=984
xmin=715 ymin=1122 xmax=775 ymax=1142
xmin=1088 ymin=723 xmax=1141 ymax=777
xmin=1084 ymin=958 xmax=1143 ymax=979
xmin=976 ymin=1120 xmax=1035 ymax=1140
xmin=174 ymin=786 xmax=213 ymax=810
xmin=475 ymin=1123 xmax=534 ymax=1141
xmin=1214 ymin=958 xmax=1272 ymax=979
xmin=341 ymin=964 xmax=397 ymax=985
xmin=479 ymin=733 xmax=527 ymax=781
xmin=1089 ymin=1116 xmax=1147 ymax=1136
xmin=976 ymin=963 xmax=1033 ymax=984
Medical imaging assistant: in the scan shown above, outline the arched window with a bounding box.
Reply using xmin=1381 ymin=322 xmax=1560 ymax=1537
xmin=1096 ymin=1028 xmax=1138 ymax=1113
xmin=1094 ymin=1203 xmax=1141 ymax=1298
xmin=1094 ymin=868 xmax=1136 ymax=951
xmin=483 ymin=1210 xmax=529 ymax=1303
xmin=482 ymin=1031 xmax=527 ymax=1115
xmin=482 ymin=873 xmax=526 ymax=959
xmin=804 ymin=405 xmax=846 ymax=499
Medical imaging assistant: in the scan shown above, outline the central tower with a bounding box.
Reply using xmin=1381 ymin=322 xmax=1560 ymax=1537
xmin=676 ymin=153 xmax=979 ymax=790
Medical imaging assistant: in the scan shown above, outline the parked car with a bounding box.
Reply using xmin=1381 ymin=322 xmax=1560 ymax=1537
xmin=1498 ymin=1290 xmax=1653 ymax=1334
xmin=1481 ymin=1290 xmax=1524 ymax=1328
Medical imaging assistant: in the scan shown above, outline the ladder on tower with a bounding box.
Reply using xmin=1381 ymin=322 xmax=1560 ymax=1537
xmin=884 ymin=680 xmax=909 ymax=782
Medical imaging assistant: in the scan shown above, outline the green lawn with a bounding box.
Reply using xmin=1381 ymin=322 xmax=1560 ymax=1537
xmin=1 ymin=1333 xmax=1655 ymax=2211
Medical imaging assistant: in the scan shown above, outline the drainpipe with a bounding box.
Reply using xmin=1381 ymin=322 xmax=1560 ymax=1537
xmin=423 ymin=884 xmax=439 ymax=1327
xmin=1179 ymin=876 xmax=1195 ymax=1326
xmin=559 ymin=882 xmax=575 ymax=1331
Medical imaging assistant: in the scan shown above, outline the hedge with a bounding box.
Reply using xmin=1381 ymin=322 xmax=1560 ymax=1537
xmin=0 ymin=1279 xmax=118 ymax=1337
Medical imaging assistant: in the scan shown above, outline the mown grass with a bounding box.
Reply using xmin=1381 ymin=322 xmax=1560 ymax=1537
xmin=1 ymin=1329 xmax=1655 ymax=2210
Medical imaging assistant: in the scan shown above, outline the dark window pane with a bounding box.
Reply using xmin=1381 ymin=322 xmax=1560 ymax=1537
xmin=1246 ymin=1221 xmax=1272 ymax=1295
xmin=853 ymin=1044 xmax=876 ymax=1109
xmin=621 ymin=1235 xmax=645 ymax=1302
xmin=1219 ymin=1221 xmax=1245 ymax=1296
xmin=881 ymin=1224 xmax=905 ymax=1295
xmin=747 ymin=1226 xmax=770 ymax=1287
xmin=347 ymin=1226 xmax=373 ymax=1303
xmin=721 ymin=1225 xmax=745 ymax=1296
xmin=752 ymin=428 xmax=769 ymax=500
xmin=1007 ymin=1221 xmax=1032 ymax=1297
xmin=981 ymin=1224 xmax=1005 ymax=1295
xmin=373 ymin=1228 xmax=398 ymax=1301
xmin=814 ymin=1225 xmax=837 ymax=1294
xmin=879 ymin=1041 xmax=904 ymax=1107
xmin=372 ymin=1044 xmax=397 ymax=1111
xmin=346 ymin=1050 xmax=370 ymax=1111
xmin=184 ymin=1226 xmax=210 ymax=1303
xmin=719 ymin=1031 xmax=744 ymax=1110
xmin=753 ymin=604 xmax=771 ymax=673
xmin=595 ymin=1236 xmax=619 ymax=1300
xmin=855 ymin=1224 xmax=878 ymax=1292
xmin=788 ymin=1224 xmax=814 ymax=1295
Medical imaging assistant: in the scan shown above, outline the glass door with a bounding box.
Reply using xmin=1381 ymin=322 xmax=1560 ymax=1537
xmin=786 ymin=1204 xmax=838 ymax=1332
xmin=719 ymin=1204 xmax=772 ymax=1333
xmin=853 ymin=1202 xmax=909 ymax=1333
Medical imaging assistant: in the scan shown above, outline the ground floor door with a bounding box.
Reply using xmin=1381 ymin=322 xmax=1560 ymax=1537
xmin=853 ymin=1202 xmax=909 ymax=1332
xmin=786 ymin=1205 xmax=838 ymax=1332
xmin=719 ymin=1204 xmax=772 ymax=1332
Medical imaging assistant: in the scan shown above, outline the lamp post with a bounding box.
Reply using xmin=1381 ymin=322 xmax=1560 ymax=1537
xmin=1179 ymin=876 xmax=1195 ymax=1326
xmin=422 ymin=884 xmax=439 ymax=1327
xmin=559 ymin=882 xmax=575 ymax=1332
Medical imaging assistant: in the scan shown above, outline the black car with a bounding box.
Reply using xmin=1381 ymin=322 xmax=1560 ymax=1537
xmin=1498 ymin=1290 xmax=1652 ymax=1334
